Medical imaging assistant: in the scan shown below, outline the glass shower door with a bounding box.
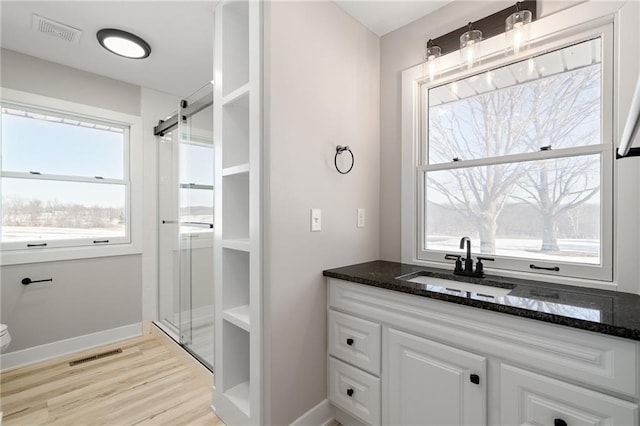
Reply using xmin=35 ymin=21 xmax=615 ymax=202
xmin=158 ymin=83 xmax=214 ymax=370
xmin=177 ymin=84 xmax=215 ymax=368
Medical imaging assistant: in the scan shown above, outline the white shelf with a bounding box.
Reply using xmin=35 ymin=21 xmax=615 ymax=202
xmin=222 ymin=239 xmax=251 ymax=252
xmin=222 ymin=163 xmax=250 ymax=176
xmin=225 ymin=380 xmax=251 ymax=417
xmin=223 ymin=305 xmax=251 ymax=331
xmin=222 ymin=83 xmax=250 ymax=106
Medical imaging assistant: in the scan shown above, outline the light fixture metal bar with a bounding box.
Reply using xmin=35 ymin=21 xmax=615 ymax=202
xmin=429 ymin=0 xmax=537 ymax=57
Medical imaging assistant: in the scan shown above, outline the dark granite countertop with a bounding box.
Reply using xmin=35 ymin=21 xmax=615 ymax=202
xmin=323 ymin=260 xmax=640 ymax=341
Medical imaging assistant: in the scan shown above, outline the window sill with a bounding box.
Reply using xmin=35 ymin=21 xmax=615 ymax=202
xmin=0 ymin=242 xmax=142 ymax=266
xmin=410 ymin=258 xmax=618 ymax=292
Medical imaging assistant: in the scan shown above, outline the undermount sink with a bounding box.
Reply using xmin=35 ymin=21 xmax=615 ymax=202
xmin=401 ymin=275 xmax=513 ymax=298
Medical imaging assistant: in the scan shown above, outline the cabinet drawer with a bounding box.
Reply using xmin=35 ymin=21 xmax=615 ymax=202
xmin=501 ymin=364 xmax=638 ymax=426
xmin=329 ymin=357 xmax=381 ymax=425
xmin=329 ymin=310 xmax=381 ymax=375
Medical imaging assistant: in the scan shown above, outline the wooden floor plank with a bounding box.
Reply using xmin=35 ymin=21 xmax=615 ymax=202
xmin=0 ymin=330 xmax=221 ymax=426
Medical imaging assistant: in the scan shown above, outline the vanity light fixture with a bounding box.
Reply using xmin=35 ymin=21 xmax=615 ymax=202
xmin=505 ymin=2 xmax=532 ymax=56
xmin=423 ymin=39 xmax=442 ymax=82
xmin=460 ymin=22 xmax=482 ymax=70
xmin=96 ymin=28 xmax=151 ymax=59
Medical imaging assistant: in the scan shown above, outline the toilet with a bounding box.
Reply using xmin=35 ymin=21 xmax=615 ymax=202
xmin=0 ymin=324 xmax=11 ymax=353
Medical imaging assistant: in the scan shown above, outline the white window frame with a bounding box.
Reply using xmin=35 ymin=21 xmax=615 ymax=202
xmin=0 ymin=88 xmax=143 ymax=265
xmin=401 ymin=2 xmax=631 ymax=288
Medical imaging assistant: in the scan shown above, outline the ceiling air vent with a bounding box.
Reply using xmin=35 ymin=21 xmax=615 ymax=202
xmin=32 ymin=14 xmax=82 ymax=44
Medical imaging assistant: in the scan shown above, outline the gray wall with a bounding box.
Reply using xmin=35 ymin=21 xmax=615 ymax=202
xmin=0 ymin=49 xmax=143 ymax=352
xmin=1 ymin=48 xmax=140 ymax=116
xmin=0 ymin=256 xmax=141 ymax=351
xmin=264 ymin=2 xmax=380 ymax=424
xmin=378 ymin=1 xmax=584 ymax=261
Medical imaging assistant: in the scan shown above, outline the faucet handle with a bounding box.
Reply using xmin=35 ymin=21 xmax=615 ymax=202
xmin=445 ymin=254 xmax=463 ymax=273
xmin=475 ymin=257 xmax=495 ymax=275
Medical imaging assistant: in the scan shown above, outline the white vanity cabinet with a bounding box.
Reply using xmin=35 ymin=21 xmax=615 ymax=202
xmin=501 ymin=364 xmax=638 ymax=426
xmin=327 ymin=278 xmax=640 ymax=426
xmin=385 ymin=328 xmax=486 ymax=426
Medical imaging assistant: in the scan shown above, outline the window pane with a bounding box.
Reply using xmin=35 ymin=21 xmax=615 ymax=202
xmin=179 ymin=143 xmax=214 ymax=186
xmin=428 ymin=38 xmax=601 ymax=164
xmin=425 ymin=154 xmax=601 ymax=264
xmin=1 ymin=178 xmax=126 ymax=243
xmin=1 ymin=107 xmax=125 ymax=179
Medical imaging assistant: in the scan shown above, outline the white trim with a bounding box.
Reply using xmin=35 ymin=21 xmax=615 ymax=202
xmin=0 ymin=88 xmax=143 ymax=266
xmin=289 ymin=399 xmax=336 ymax=426
xmin=0 ymin=322 xmax=142 ymax=372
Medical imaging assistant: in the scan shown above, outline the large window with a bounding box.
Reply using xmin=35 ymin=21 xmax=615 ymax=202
xmin=1 ymin=104 xmax=131 ymax=250
xmin=418 ymin=32 xmax=613 ymax=281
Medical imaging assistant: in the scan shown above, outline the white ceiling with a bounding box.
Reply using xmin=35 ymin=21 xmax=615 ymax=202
xmin=0 ymin=1 xmax=451 ymax=97
xmin=0 ymin=1 xmax=215 ymax=97
xmin=334 ymin=0 xmax=453 ymax=36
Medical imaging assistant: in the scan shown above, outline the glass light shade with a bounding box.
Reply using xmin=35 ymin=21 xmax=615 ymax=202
xmin=423 ymin=43 xmax=442 ymax=82
xmin=460 ymin=29 xmax=482 ymax=70
xmin=103 ymin=37 xmax=146 ymax=58
xmin=505 ymin=9 xmax=532 ymax=55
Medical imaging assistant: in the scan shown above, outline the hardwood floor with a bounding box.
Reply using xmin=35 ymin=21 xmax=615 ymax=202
xmin=0 ymin=331 xmax=224 ymax=425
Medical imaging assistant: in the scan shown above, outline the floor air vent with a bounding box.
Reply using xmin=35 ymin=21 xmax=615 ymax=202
xmin=32 ymin=14 xmax=82 ymax=44
xmin=69 ymin=348 xmax=122 ymax=366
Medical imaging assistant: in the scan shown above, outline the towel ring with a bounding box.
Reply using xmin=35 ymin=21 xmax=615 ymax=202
xmin=335 ymin=145 xmax=354 ymax=174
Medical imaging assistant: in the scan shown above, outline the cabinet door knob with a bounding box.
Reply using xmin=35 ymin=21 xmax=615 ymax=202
xmin=554 ymin=419 xmax=567 ymax=426
xmin=470 ymin=374 xmax=480 ymax=384
xmin=346 ymin=338 xmax=354 ymax=346
xmin=346 ymin=388 xmax=354 ymax=397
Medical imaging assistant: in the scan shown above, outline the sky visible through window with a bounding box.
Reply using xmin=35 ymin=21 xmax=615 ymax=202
xmin=2 ymin=111 xmax=125 ymax=207
xmin=1 ymin=109 xmax=129 ymax=243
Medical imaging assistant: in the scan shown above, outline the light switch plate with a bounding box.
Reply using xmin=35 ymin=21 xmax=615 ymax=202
xmin=311 ymin=208 xmax=322 ymax=232
xmin=357 ymin=208 xmax=365 ymax=228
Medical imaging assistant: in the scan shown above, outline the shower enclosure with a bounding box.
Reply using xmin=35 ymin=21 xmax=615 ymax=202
xmin=156 ymin=83 xmax=214 ymax=369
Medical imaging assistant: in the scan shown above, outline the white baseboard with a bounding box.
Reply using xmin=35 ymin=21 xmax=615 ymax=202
xmin=0 ymin=322 xmax=142 ymax=372
xmin=290 ymin=399 xmax=336 ymax=426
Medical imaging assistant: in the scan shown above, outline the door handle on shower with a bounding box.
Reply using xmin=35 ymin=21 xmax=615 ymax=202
xmin=162 ymin=220 xmax=213 ymax=228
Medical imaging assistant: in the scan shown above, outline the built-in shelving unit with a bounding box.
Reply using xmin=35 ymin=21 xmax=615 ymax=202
xmin=212 ymin=0 xmax=261 ymax=424
xmin=222 ymin=305 xmax=251 ymax=331
xmin=222 ymin=163 xmax=250 ymax=177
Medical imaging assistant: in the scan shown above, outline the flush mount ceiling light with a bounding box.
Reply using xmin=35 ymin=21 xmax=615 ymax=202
xmin=505 ymin=2 xmax=532 ymax=56
xmin=96 ymin=28 xmax=151 ymax=59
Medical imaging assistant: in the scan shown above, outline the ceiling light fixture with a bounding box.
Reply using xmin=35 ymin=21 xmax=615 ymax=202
xmin=505 ymin=2 xmax=532 ymax=56
xmin=96 ymin=28 xmax=151 ymax=59
xmin=423 ymin=39 xmax=442 ymax=82
xmin=460 ymin=22 xmax=482 ymax=70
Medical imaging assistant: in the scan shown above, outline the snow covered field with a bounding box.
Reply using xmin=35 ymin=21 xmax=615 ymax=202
xmin=1 ymin=225 xmax=125 ymax=242
xmin=427 ymin=236 xmax=600 ymax=264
